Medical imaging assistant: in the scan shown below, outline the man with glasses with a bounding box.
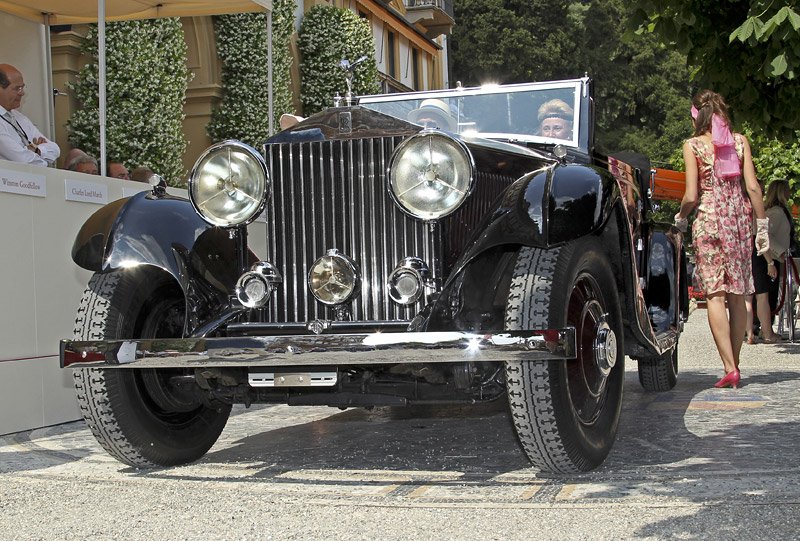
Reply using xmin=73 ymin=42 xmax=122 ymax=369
xmin=0 ymin=63 xmax=60 ymax=166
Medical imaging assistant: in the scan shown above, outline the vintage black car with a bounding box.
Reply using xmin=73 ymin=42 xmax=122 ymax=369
xmin=60 ymin=77 xmax=687 ymax=473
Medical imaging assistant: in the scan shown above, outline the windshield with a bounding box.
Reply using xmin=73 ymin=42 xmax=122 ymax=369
xmin=360 ymin=80 xmax=582 ymax=146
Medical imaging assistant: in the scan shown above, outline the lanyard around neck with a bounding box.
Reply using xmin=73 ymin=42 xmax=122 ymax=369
xmin=1 ymin=112 xmax=31 ymax=145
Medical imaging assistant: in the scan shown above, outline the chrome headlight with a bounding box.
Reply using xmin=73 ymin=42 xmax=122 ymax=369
xmin=308 ymin=249 xmax=360 ymax=305
xmin=189 ymin=140 xmax=269 ymax=227
xmin=388 ymin=131 xmax=474 ymax=220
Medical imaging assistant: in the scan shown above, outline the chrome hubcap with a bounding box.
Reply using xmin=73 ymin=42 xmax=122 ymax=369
xmin=594 ymin=315 xmax=617 ymax=378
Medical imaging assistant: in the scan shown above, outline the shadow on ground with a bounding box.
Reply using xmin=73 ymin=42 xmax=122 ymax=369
xmin=186 ymin=368 xmax=800 ymax=485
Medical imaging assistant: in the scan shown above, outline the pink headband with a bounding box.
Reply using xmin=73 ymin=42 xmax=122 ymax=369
xmin=691 ymin=105 xmax=740 ymax=180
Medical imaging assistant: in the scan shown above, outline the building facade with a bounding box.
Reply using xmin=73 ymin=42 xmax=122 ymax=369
xmin=49 ymin=0 xmax=454 ymax=175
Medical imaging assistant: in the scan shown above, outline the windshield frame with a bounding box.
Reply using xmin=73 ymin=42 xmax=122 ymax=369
xmin=359 ymin=79 xmax=587 ymax=149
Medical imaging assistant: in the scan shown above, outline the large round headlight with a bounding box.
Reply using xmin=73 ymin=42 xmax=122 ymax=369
xmin=389 ymin=131 xmax=474 ymax=220
xmin=308 ymin=249 xmax=359 ymax=305
xmin=189 ymin=140 xmax=269 ymax=227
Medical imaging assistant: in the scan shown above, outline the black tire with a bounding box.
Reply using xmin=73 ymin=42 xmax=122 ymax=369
xmin=637 ymin=348 xmax=678 ymax=391
xmin=505 ymin=241 xmax=625 ymax=473
xmin=73 ymin=272 xmax=231 ymax=468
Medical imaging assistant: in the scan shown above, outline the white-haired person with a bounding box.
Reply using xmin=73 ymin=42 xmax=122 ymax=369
xmin=407 ymin=99 xmax=457 ymax=131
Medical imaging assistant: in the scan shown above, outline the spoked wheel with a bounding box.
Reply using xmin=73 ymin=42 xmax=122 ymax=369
xmin=73 ymin=272 xmax=231 ymax=468
xmin=505 ymin=240 xmax=625 ymax=473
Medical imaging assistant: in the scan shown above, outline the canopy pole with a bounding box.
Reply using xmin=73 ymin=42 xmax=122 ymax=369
xmin=43 ymin=13 xmax=56 ymax=145
xmin=267 ymin=9 xmax=273 ymax=136
xmin=98 ymin=0 xmax=107 ymax=176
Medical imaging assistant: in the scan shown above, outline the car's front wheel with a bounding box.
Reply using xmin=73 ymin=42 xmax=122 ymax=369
xmin=505 ymin=241 xmax=625 ymax=473
xmin=73 ymin=272 xmax=231 ymax=468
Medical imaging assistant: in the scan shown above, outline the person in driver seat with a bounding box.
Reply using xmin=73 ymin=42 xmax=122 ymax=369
xmin=537 ymin=98 xmax=573 ymax=140
xmin=407 ymin=98 xmax=457 ymax=131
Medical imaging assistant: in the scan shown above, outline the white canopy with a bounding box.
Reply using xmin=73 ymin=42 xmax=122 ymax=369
xmin=0 ymin=0 xmax=274 ymax=174
xmin=0 ymin=1 xmax=268 ymax=25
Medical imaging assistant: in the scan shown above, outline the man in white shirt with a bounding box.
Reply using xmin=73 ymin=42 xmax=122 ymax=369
xmin=0 ymin=63 xmax=60 ymax=166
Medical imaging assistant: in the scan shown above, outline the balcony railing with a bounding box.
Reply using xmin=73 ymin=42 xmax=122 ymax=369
xmin=405 ymin=0 xmax=454 ymax=19
xmin=403 ymin=0 xmax=454 ymax=39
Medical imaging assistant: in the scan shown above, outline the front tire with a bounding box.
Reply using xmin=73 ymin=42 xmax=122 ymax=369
xmin=73 ymin=272 xmax=231 ymax=468
xmin=505 ymin=241 xmax=625 ymax=473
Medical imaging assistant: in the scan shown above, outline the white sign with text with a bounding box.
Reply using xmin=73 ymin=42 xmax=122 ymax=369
xmin=0 ymin=168 xmax=46 ymax=197
xmin=64 ymin=179 xmax=108 ymax=205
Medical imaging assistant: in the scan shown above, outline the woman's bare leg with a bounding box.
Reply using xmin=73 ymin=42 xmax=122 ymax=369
xmin=727 ymin=293 xmax=746 ymax=369
xmin=705 ymin=292 xmax=738 ymax=373
xmin=755 ymin=291 xmax=777 ymax=339
xmin=744 ymin=294 xmax=755 ymax=342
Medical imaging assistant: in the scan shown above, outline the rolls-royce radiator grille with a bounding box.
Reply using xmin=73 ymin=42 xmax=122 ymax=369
xmin=264 ymin=137 xmax=435 ymax=323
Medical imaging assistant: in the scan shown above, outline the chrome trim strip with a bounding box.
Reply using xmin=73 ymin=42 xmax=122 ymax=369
xmin=61 ymin=328 xmax=576 ymax=369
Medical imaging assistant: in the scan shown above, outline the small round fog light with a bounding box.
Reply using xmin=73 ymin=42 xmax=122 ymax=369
xmin=236 ymin=273 xmax=269 ymax=308
xmin=387 ymin=257 xmax=430 ymax=304
xmin=235 ymin=261 xmax=282 ymax=308
xmin=308 ymin=249 xmax=359 ymax=305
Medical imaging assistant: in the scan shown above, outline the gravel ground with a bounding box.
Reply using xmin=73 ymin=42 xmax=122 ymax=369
xmin=1 ymin=309 xmax=798 ymax=540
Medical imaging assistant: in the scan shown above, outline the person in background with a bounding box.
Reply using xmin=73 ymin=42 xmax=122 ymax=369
xmin=753 ymin=179 xmax=794 ymax=343
xmin=62 ymin=148 xmax=88 ymax=170
xmin=744 ymin=293 xmax=757 ymax=344
xmin=107 ymin=161 xmax=130 ymax=180
xmin=130 ymin=166 xmax=155 ymax=183
xmin=536 ymin=98 xmax=573 ymax=140
xmin=0 ymin=63 xmax=60 ymax=166
xmin=673 ymin=89 xmax=768 ymax=390
xmin=744 ymin=177 xmax=766 ymax=344
xmin=66 ymin=152 xmax=99 ymax=175
xmin=407 ymin=99 xmax=457 ymax=131
xmin=279 ymin=113 xmax=304 ymax=130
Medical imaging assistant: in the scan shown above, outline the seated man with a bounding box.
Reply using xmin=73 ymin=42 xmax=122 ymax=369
xmin=407 ymin=99 xmax=457 ymax=131
xmin=0 ymin=64 xmax=60 ymax=166
xmin=107 ymin=161 xmax=130 ymax=180
xmin=537 ymin=98 xmax=573 ymax=140
xmin=66 ymin=152 xmax=99 ymax=175
xmin=130 ymin=166 xmax=155 ymax=183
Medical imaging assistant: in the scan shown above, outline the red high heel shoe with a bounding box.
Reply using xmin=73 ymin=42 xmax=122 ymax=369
xmin=714 ymin=369 xmax=740 ymax=389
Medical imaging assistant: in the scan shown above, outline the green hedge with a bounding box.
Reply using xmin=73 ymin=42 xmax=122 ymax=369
xmin=207 ymin=1 xmax=295 ymax=147
xmin=298 ymin=5 xmax=379 ymax=115
xmin=67 ymin=18 xmax=189 ymax=186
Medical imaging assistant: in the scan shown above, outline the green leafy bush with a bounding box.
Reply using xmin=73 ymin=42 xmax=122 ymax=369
xmin=67 ymin=18 xmax=189 ymax=186
xmin=751 ymin=131 xmax=800 ymax=238
xmin=207 ymin=0 xmax=295 ymax=147
xmin=298 ymin=5 xmax=379 ymax=115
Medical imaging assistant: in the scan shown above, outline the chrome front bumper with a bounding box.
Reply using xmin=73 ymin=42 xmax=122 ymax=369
xmin=60 ymin=329 xmax=576 ymax=369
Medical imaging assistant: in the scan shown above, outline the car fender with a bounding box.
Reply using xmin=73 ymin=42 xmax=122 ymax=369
xmin=422 ymin=163 xmax=621 ymax=331
xmin=446 ymin=162 xmax=619 ymax=281
xmin=72 ymin=192 xmax=253 ymax=335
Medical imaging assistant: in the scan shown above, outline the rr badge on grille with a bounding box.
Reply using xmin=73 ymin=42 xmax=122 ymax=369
xmin=338 ymin=111 xmax=352 ymax=134
xmin=307 ymin=319 xmax=330 ymax=334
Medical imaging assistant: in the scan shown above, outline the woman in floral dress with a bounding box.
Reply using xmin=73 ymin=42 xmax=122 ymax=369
xmin=674 ymin=90 xmax=769 ymax=389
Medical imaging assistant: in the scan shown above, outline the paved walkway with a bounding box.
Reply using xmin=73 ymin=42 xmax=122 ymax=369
xmin=1 ymin=310 xmax=798 ymax=540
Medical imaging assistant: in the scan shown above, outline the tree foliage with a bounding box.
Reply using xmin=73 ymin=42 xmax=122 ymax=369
xmin=630 ymin=0 xmax=799 ymax=137
xmin=207 ymin=0 xmax=296 ymax=147
xmin=298 ymin=6 xmax=380 ymax=116
xmin=450 ymin=0 xmax=693 ymax=165
xmin=449 ymin=0 xmax=576 ymax=86
xmin=570 ymin=1 xmax=693 ymax=164
xmin=67 ymin=19 xmax=189 ymax=185
xmin=751 ymin=130 xmax=800 ymax=222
